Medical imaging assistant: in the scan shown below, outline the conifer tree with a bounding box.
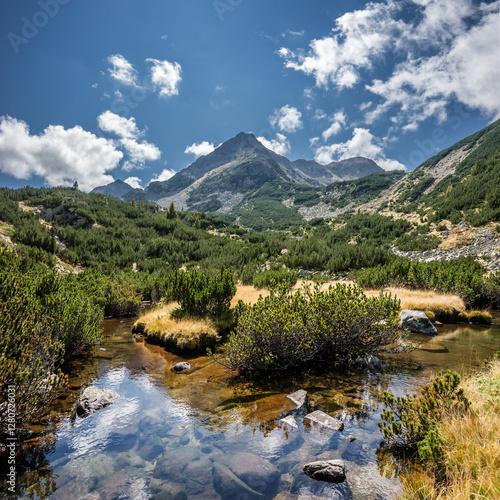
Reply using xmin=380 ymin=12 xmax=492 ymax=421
xmin=167 ymin=201 xmax=178 ymax=219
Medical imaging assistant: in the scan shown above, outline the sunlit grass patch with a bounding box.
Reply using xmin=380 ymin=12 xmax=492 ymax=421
xmin=133 ymin=303 xmax=220 ymax=353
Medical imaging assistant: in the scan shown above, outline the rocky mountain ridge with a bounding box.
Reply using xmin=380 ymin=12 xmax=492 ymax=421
xmin=119 ymin=132 xmax=383 ymax=213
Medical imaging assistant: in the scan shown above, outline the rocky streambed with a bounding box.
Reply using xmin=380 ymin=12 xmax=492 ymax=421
xmin=6 ymin=314 xmax=500 ymax=499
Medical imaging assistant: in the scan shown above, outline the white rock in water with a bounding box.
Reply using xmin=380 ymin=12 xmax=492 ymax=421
xmin=304 ymin=410 xmax=344 ymax=431
xmin=286 ymin=389 xmax=307 ymax=408
xmin=77 ymin=386 xmax=119 ymax=416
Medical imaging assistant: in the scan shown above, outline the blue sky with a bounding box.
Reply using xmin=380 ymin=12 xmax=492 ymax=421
xmin=0 ymin=0 xmax=499 ymax=191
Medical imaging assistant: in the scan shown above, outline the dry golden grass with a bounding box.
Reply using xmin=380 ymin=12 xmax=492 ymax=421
xmin=135 ymin=303 xmax=220 ymax=353
xmin=232 ymin=281 xmax=466 ymax=314
xmin=401 ymin=359 xmax=500 ymax=500
xmin=364 ymin=287 xmax=466 ymax=313
xmin=231 ymin=285 xmax=269 ymax=307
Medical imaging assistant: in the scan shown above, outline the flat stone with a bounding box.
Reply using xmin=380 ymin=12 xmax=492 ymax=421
xmin=303 ymin=459 xmax=346 ymax=483
xmin=280 ymin=415 xmax=299 ymax=429
xmin=304 ymin=410 xmax=344 ymax=432
xmin=153 ymin=447 xmax=201 ymax=482
xmin=286 ymin=389 xmax=307 ymax=408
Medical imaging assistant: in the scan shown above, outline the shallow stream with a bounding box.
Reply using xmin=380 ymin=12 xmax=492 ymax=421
xmin=5 ymin=314 xmax=500 ymax=499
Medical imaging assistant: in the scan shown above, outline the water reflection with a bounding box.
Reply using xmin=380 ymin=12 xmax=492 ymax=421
xmin=5 ymin=317 xmax=500 ymax=499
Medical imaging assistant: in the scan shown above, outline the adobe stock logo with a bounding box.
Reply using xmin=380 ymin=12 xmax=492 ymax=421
xmin=213 ymin=0 xmax=243 ymax=21
xmin=7 ymin=0 xmax=72 ymax=54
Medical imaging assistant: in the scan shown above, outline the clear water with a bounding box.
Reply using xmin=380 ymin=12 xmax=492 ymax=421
xmin=5 ymin=315 xmax=500 ymax=500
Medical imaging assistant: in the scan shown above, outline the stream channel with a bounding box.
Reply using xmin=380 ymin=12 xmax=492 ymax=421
xmin=5 ymin=313 xmax=500 ymax=500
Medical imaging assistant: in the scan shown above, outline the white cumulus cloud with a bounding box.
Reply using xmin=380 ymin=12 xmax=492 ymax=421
xmin=279 ymin=0 xmax=500 ymax=128
xmin=270 ymin=105 xmax=303 ymax=133
xmin=0 ymin=115 xmax=122 ymax=191
xmin=366 ymin=7 xmax=500 ymax=126
xmin=97 ymin=111 xmax=161 ymax=171
xmin=147 ymin=58 xmax=182 ymax=97
xmin=184 ymin=141 xmax=215 ymax=159
xmin=314 ymin=127 xmax=405 ymax=171
xmin=257 ymin=133 xmax=291 ymax=156
xmin=124 ymin=176 xmax=143 ymax=190
xmin=150 ymin=168 xmax=176 ymax=184
xmin=98 ymin=110 xmax=141 ymax=139
xmin=322 ymin=110 xmax=348 ymax=142
xmin=108 ymin=54 xmax=139 ymax=87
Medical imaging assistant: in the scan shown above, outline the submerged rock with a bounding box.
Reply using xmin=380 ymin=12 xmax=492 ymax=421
xmin=225 ymin=452 xmax=280 ymax=497
xmin=76 ymin=386 xmax=119 ymax=416
xmin=136 ymin=433 xmax=165 ymax=462
xmin=302 ymin=459 xmax=346 ymax=483
xmin=212 ymin=461 xmax=265 ymax=499
xmin=286 ymin=389 xmax=307 ymax=408
xmin=353 ymin=355 xmax=383 ymax=371
xmin=173 ymin=362 xmax=192 ymax=373
xmin=400 ymin=310 xmax=438 ymax=336
xmin=304 ymin=410 xmax=344 ymax=431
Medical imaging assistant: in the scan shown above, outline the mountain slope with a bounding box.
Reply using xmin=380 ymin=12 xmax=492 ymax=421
xmin=384 ymin=118 xmax=500 ymax=222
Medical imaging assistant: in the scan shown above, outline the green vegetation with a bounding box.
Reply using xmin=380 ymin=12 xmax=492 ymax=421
xmin=0 ymin=250 xmax=103 ymax=434
xmin=166 ymin=267 xmax=236 ymax=319
xmin=215 ymin=283 xmax=405 ymax=371
xmin=253 ymin=267 xmax=298 ymax=289
xmin=324 ymin=170 xmax=405 ymax=210
xmin=392 ymin=356 xmax=500 ymax=499
xmin=379 ymin=371 xmax=469 ymax=464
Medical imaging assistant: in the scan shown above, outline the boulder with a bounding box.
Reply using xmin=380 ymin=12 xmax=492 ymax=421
xmin=302 ymin=459 xmax=346 ymax=483
xmin=76 ymin=387 xmax=119 ymax=416
xmin=400 ymin=310 xmax=438 ymax=336
xmin=304 ymin=410 xmax=344 ymax=432
xmin=286 ymin=389 xmax=307 ymax=408
xmin=173 ymin=362 xmax=192 ymax=373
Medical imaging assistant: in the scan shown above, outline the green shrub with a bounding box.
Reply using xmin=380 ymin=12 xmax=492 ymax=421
xmin=379 ymin=371 xmax=469 ymax=463
xmin=166 ymin=266 xmax=236 ymax=319
xmin=216 ymin=283 xmax=405 ymax=371
xmin=253 ymin=268 xmax=298 ymax=289
xmin=75 ymin=272 xmax=142 ymax=317
xmin=0 ymin=250 xmax=103 ymax=433
xmin=0 ymin=299 xmax=68 ymax=434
